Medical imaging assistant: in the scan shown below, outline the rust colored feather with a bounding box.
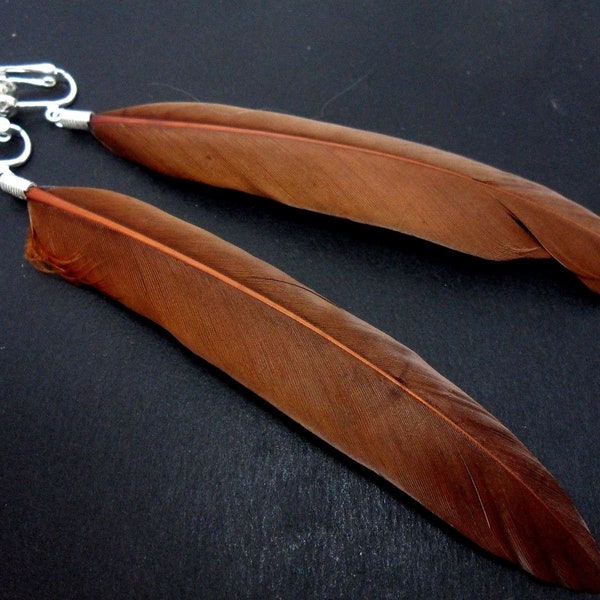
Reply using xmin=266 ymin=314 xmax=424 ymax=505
xmin=89 ymin=103 xmax=600 ymax=293
xmin=24 ymin=185 xmax=600 ymax=591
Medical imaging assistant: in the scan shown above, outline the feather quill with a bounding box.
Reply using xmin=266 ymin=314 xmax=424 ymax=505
xmin=89 ymin=103 xmax=600 ymax=293
xmin=23 ymin=184 xmax=600 ymax=591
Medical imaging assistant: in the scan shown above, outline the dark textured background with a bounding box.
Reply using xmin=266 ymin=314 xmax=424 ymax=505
xmin=1 ymin=2 xmax=599 ymax=599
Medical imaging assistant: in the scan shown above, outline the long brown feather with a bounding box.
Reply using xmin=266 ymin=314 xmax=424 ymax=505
xmin=24 ymin=185 xmax=600 ymax=591
xmin=90 ymin=103 xmax=600 ymax=293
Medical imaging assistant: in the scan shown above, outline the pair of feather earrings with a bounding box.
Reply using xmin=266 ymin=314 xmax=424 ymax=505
xmin=1 ymin=63 xmax=600 ymax=592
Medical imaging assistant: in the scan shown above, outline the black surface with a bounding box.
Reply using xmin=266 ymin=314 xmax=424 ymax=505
xmin=1 ymin=3 xmax=599 ymax=599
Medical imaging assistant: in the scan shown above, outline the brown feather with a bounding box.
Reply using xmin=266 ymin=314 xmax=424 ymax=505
xmin=90 ymin=103 xmax=600 ymax=293
xmin=24 ymin=185 xmax=600 ymax=591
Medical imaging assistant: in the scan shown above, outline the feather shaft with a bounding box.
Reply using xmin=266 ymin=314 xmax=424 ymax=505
xmin=89 ymin=103 xmax=600 ymax=293
xmin=23 ymin=185 xmax=600 ymax=590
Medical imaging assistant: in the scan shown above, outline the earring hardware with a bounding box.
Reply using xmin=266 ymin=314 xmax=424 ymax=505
xmin=0 ymin=63 xmax=90 ymax=129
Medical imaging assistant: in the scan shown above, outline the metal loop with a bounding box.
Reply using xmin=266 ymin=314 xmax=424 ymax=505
xmin=0 ymin=118 xmax=32 ymax=169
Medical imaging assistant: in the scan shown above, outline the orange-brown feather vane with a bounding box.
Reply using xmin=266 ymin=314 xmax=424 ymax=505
xmin=90 ymin=103 xmax=600 ymax=293
xmin=24 ymin=185 xmax=600 ymax=591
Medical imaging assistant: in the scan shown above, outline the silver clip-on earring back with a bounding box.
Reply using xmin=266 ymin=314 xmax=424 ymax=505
xmin=0 ymin=62 xmax=91 ymax=129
